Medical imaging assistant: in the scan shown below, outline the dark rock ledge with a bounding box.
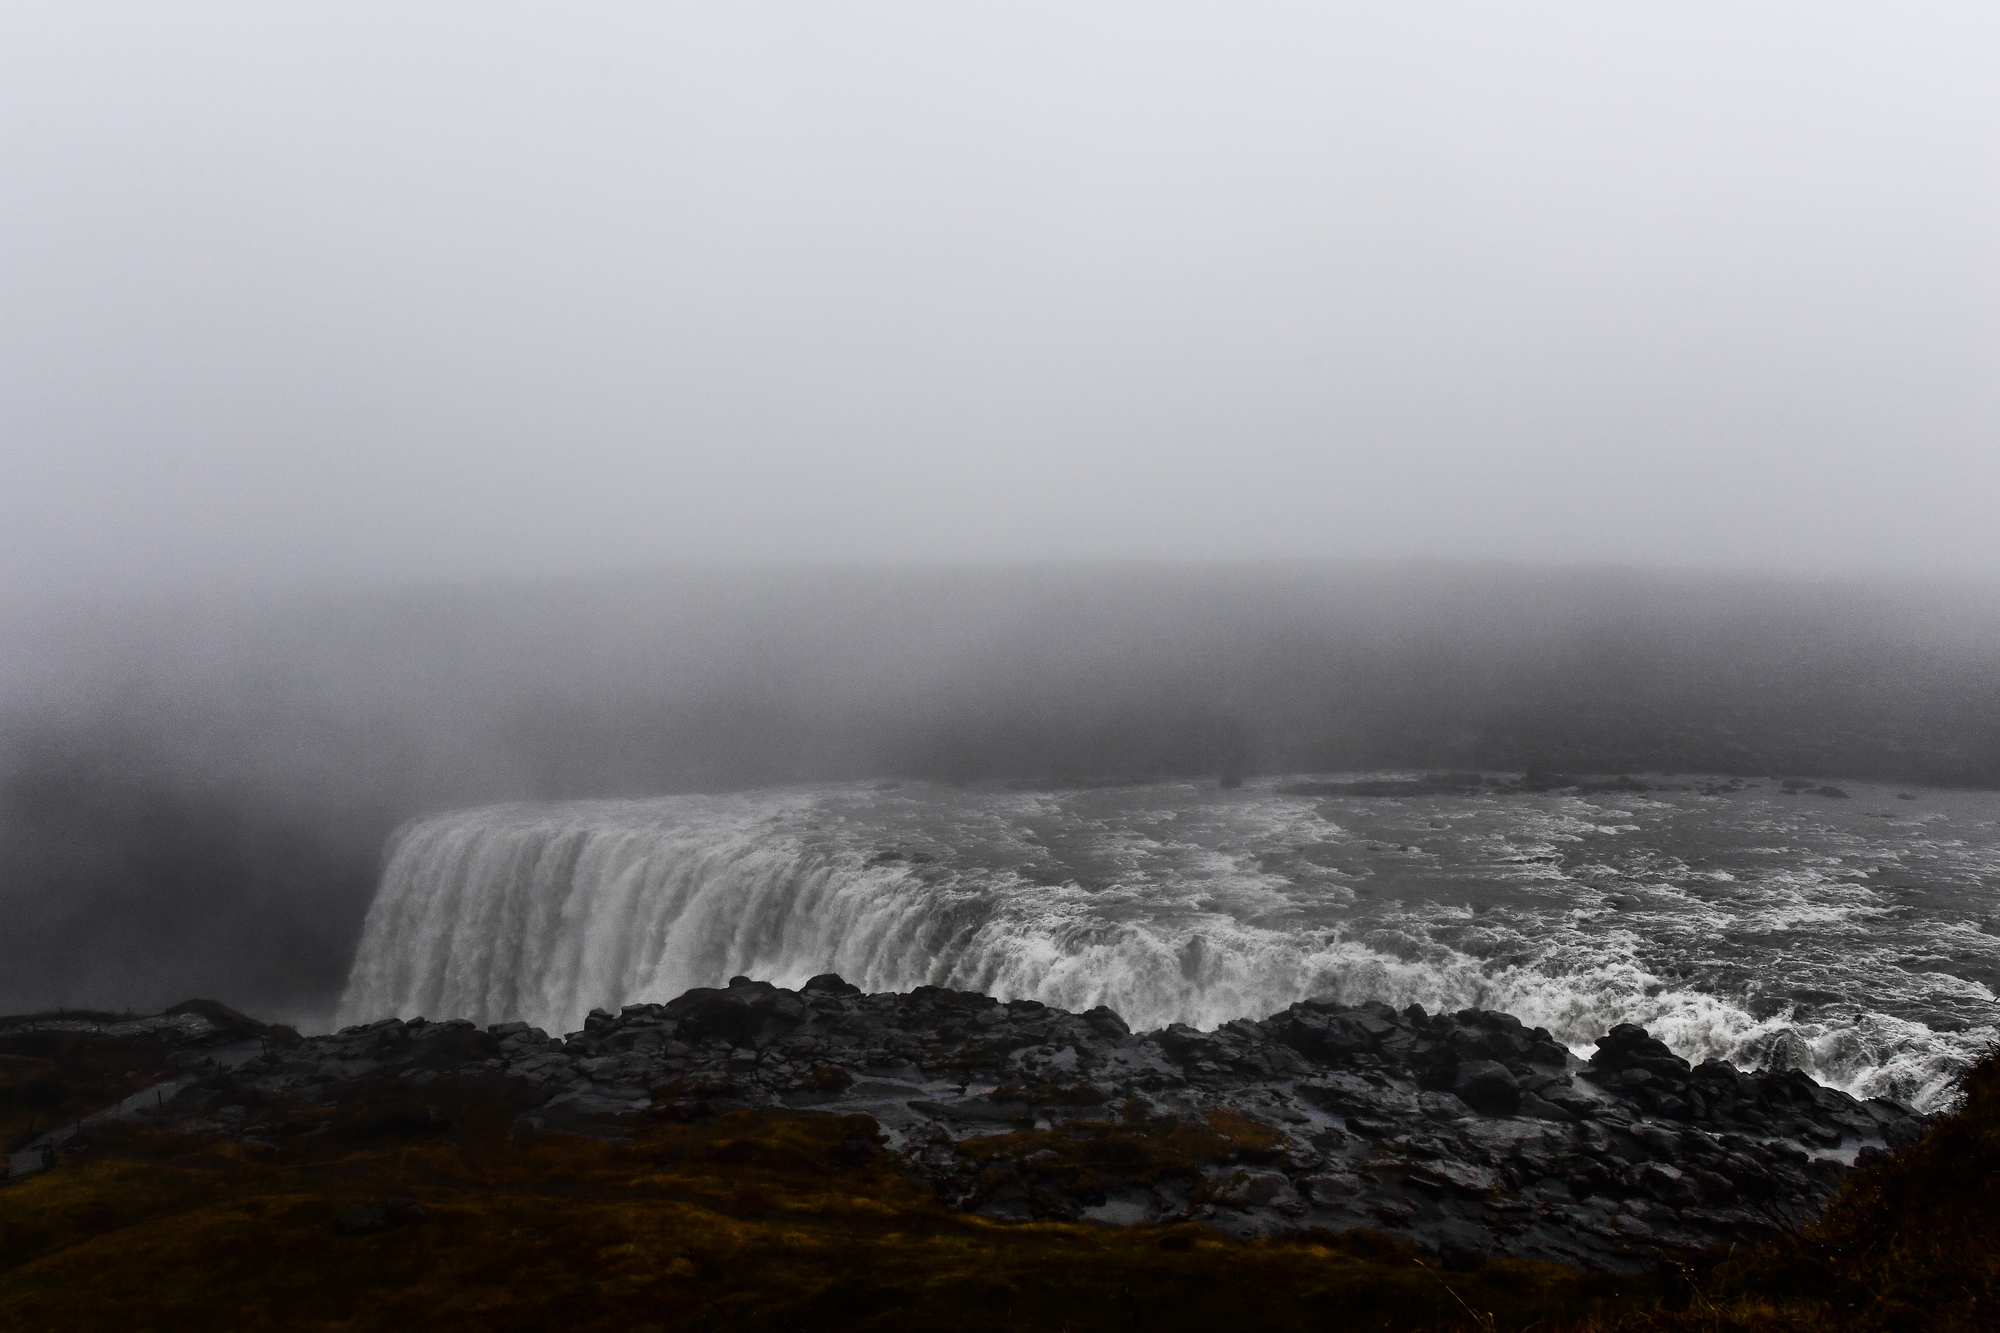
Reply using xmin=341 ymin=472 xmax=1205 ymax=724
xmin=17 ymin=980 xmax=1933 ymax=1273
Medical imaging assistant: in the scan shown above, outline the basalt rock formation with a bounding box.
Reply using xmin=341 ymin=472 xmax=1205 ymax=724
xmin=9 ymin=980 xmax=1929 ymax=1274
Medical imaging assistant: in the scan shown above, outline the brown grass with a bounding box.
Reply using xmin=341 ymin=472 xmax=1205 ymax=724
xmin=0 ymin=1030 xmax=176 ymax=1152
xmin=0 ymin=1096 xmax=1645 ymax=1332
xmin=4 ymin=1039 xmax=1997 ymax=1331
xmin=1598 ymin=1047 xmax=2000 ymax=1332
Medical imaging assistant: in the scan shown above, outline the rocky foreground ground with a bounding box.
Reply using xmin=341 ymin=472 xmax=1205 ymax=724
xmin=6 ymin=980 xmax=1930 ymax=1273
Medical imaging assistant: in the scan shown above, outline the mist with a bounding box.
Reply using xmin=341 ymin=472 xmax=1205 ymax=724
xmin=2 ymin=7 xmax=1997 ymax=1026
xmin=1 ymin=561 xmax=1997 ymax=1027
xmin=2 ymin=3 xmax=1997 ymax=607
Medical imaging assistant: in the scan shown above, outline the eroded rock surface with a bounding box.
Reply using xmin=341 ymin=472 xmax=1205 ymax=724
xmin=119 ymin=978 xmax=1930 ymax=1271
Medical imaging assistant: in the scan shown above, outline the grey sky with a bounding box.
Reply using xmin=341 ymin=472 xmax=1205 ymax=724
xmin=2 ymin=3 xmax=1995 ymax=606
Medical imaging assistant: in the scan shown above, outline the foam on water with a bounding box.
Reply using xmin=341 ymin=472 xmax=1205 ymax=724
xmin=338 ymin=777 xmax=2000 ymax=1110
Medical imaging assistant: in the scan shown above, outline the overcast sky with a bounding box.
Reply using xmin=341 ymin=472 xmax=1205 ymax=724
xmin=2 ymin=3 xmax=1995 ymax=606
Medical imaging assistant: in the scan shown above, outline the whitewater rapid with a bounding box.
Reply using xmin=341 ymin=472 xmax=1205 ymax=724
xmin=338 ymin=778 xmax=2000 ymax=1110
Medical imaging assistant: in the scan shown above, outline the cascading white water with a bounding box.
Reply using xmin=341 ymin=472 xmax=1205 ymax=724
xmin=336 ymin=794 xmax=1420 ymax=1035
xmin=338 ymin=779 xmax=2000 ymax=1110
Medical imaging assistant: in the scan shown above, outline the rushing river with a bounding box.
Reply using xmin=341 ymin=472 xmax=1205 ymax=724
xmin=339 ymin=775 xmax=2000 ymax=1110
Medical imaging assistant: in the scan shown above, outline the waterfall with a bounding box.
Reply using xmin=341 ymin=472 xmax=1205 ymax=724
xmin=334 ymin=784 xmax=1986 ymax=1110
xmin=339 ymin=793 xmax=930 ymax=1032
xmin=334 ymin=790 xmax=1545 ymax=1037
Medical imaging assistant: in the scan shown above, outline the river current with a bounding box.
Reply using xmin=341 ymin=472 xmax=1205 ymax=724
xmin=338 ymin=776 xmax=2000 ymax=1110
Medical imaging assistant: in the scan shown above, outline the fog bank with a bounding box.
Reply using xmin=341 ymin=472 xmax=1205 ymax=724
xmin=3 ymin=4 xmax=1996 ymax=604
xmin=3 ymin=561 xmax=1998 ymax=1025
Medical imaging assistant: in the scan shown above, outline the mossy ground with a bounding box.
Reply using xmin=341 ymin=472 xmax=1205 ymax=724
xmin=0 ymin=1094 xmax=1636 ymax=1332
xmin=1630 ymin=1046 xmax=2000 ymax=1333
xmin=1 ymin=1041 xmax=1996 ymax=1332
xmin=0 ymin=1025 xmax=177 ymax=1152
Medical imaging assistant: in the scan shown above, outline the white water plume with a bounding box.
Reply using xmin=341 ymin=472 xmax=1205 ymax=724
xmin=338 ymin=782 xmax=2000 ymax=1110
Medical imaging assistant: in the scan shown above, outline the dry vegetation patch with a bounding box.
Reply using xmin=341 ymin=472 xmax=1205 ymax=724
xmin=0 ymin=1103 xmax=1644 ymax=1332
xmin=0 ymin=1027 xmax=176 ymax=1151
xmin=4 ymin=1031 xmax=1997 ymax=1331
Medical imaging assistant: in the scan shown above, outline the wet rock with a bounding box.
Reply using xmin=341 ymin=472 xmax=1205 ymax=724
xmin=56 ymin=976 xmax=1933 ymax=1278
xmin=667 ymin=980 xmax=809 ymax=1048
xmin=1408 ymin=1159 xmax=1498 ymax=1198
xmin=1452 ymin=1061 xmax=1521 ymax=1115
xmin=1517 ymin=1091 xmax=1577 ymax=1122
xmin=1219 ymin=1170 xmax=1295 ymax=1208
xmin=1590 ymin=1025 xmax=1692 ymax=1080
xmin=1627 ymin=1122 xmax=1682 ymax=1158
xmin=1082 ymin=1006 xmax=1130 ymax=1039
xmin=1299 ymin=1172 xmax=1362 ymax=1203
xmin=1885 ymin=1115 xmax=1935 ymax=1150
xmin=1639 ymin=1163 xmax=1701 ymax=1207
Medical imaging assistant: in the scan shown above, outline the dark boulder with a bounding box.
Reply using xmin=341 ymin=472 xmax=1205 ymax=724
xmin=1590 ymin=1024 xmax=1692 ymax=1081
xmin=667 ymin=980 xmax=810 ymax=1048
xmin=1517 ymin=1091 xmax=1577 ymax=1122
xmin=1452 ymin=1060 xmax=1521 ymax=1115
xmin=1408 ymin=1158 xmax=1498 ymax=1197
xmin=1082 ymin=1005 xmax=1130 ymax=1039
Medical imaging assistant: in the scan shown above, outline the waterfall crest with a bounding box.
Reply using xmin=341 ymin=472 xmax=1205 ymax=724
xmin=335 ymin=790 xmax=1543 ymax=1038
xmin=335 ymin=784 xmax=1988 ymax=1110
